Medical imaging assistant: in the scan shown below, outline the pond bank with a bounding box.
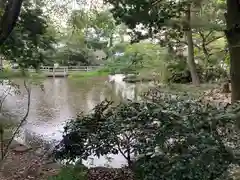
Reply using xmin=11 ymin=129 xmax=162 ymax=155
xmin=0 ymin=139 xmax=61 ymax=180
xmin=0 ymin=139 xmax=134 ymax=180
xmin=68 ymin=69 xmax=109 ymax=79
xmin=0 ymin=70 xmax=45 ymax=79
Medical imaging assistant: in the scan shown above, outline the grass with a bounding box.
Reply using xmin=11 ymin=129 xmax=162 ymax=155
xmin=0 ymin=70 xmax=45 ymax=79
xmin=69 ymin=69 xmax=109 ymax=79
xmin=48 ymin=165 xmax=87 ymax=180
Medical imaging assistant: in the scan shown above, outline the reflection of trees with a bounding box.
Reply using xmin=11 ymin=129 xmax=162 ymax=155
xmin=67 ymin=79 xmax=109 ymax=113
xmin=32 ymin=79 xmax=56 ymax=122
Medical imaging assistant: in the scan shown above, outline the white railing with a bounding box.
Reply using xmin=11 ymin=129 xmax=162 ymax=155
xmin=26 ymin=65 xmax=102 ymax=72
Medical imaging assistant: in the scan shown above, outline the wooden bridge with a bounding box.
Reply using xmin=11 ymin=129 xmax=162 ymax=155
xmin=28 ymin=66 xmax=101 ymax=77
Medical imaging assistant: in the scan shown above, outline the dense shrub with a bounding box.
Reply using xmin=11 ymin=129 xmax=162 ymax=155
xmin=202 ymin=66 xmax=228 ymax=82
xmin=55 ymin=92 xmax=240 ymax=180
xmin=166 ymin=59 xmax=228 ymax=83
xmin=166 ymin=58 xmax=193 ymax=83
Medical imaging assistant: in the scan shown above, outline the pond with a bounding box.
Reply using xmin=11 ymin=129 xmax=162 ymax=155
xmin=1 ymin=75 xmax=153 ymax=168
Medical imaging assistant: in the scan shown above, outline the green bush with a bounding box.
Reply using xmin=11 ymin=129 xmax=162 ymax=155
xmin=55 ymin=92 xmax=240 ymax=180
xmin=166 ymin=58 xmax=193 ymax=83
xmin=48 ymin=165 xmax=87 ymax=180
xmin=202 ymin=66 xmax=228 ymax=82
xmin=166 ymin=58 xmax=227 ymax=83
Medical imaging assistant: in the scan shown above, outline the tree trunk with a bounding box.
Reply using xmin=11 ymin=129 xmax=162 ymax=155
xmin=109 ymin=33 xmax=113 ymax=47
xmin=185 ymin=4 xmax=200 ymax=86
xmin=0 ymin=0 xmax=23 ymax=46
xmin=225 ymin=0 xmax=240 ymax=103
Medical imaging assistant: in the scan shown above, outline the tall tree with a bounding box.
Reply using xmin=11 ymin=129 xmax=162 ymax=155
xmin=104 ymin=0 xmax=203 ymax=85
xmin=184 ymin=3 xmax=200 ymax=85
xmin=225 ymin=0 xmax=240 ymax=102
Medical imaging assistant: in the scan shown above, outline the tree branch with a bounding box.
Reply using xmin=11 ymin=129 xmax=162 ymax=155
xmin=0 ymin=79 xmax=31 ymax=165
xmin=206 ymin=35 xmax=225 ymax=45
xmin=0 ymin=0 xmax=23 ymax=45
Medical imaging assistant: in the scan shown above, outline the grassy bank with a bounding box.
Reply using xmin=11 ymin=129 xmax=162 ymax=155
xmin=0 ymin=70 xmax=45 ymax=79
xmin=69 ymin=69 xmax=109 ymax=79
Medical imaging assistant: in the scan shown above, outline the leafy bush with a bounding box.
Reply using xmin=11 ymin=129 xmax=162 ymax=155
xmin=202 ymin=66 xmax=228 ymax=82
xmin=48 ymin=165 xmax=87 ymax=180
xmin=55 ymin=92 xmax=240 ymax=180
xmin=166 ymin=56 xmax=228 ymax=83
xmin=54 ymin=100 xmax=158 ymax=167
xmin=166 ymin=58 xmax=203 ymax=83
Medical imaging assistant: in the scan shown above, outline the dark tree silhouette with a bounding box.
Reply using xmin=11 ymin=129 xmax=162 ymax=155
xmin=0 ymin=0 xmax=23 ymax=45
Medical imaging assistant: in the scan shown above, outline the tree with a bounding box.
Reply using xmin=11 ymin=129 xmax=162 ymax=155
xmin=0 ymin=0 xmax=23 ymax=46
xmin=70 ymin=9 xmax=116 ymax=49
xmin=192 ymin=0 xmax=225 ymax=68
xmin=184 ymin=2 xmax=200 ymax=85
xmin=0 ymin=0 xmax=56 ymax=69
xmin=106 ymin=42 xmax=167 ymax=76
xmin=225 ymin=0 xmax=240 ymax=102
xmin=104 ymin=0 xmax=203 ymax=85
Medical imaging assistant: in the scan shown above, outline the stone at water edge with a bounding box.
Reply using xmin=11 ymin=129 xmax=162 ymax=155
xmin=8 ymin=139 xmax=21 ymax=149
xmin=12 ymin=144 xmax=31 ymax=153
xmin=34 ymin=148 xmax=46 ymax=156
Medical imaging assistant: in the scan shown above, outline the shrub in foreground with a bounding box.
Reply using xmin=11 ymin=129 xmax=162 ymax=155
xmin=54 ymin=93 xmax=240 ymax=180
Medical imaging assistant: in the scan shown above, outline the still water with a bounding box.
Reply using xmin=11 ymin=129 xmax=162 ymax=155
xmin=1 ymin=75 xmax=152 ymax=167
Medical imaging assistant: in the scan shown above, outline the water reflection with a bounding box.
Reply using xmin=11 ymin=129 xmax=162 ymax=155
xmin=1 ymin=76 xmax=152 ymax=167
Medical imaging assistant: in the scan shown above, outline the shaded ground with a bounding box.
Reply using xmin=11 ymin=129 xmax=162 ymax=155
xmin=0 ymin=140 xmax=134 ymax=180
xmin=0 ymin=140 xmax=60 ymax=180
xmin=149 ymin=83 xmax=231 ymax=104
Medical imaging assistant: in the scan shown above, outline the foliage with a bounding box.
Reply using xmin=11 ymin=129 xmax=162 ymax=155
xmin=54 ymin=100 xmax=161 ymax=167
xmin=165 ymin=57 xmax=192 ymax=83
xmin=103 ymin=0 xmax=228 ymax=85
xmin=55 ymin=90 xmax=240 ymax=179
xmin=53 ymin=46 xmax=98 ymax=66
xmin=70 ymin=9 xmax=116 ymax=49
xmin=166 ymin=55 xmax=228 ymax=83
xmin=54 ymin=9 xmax=117 ymax=66
xmin=48 ymin=165 xmax=87 ymax=180
xmin=106 ymin=42 xmax=167 ymax=76
xmin=0 ymin=0 xmax=24 ymax=45
xmin=202 ymin=66 xmax=228 ymax=82
xmin=0 ymin=0 xmax=56 ymax=69
xmin=133 ymin=91 xmax=240 ymax=180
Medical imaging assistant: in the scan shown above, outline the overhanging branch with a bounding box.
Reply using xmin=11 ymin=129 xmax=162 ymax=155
xmin=0 ymin=0 xmax=23 ymax=45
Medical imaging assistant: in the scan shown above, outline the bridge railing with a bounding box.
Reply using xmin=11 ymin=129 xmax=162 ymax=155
xmin=39 ymin=66 xmax=101 ymax=72
xmin=12 ymin=65 xmax=102 ymax=73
